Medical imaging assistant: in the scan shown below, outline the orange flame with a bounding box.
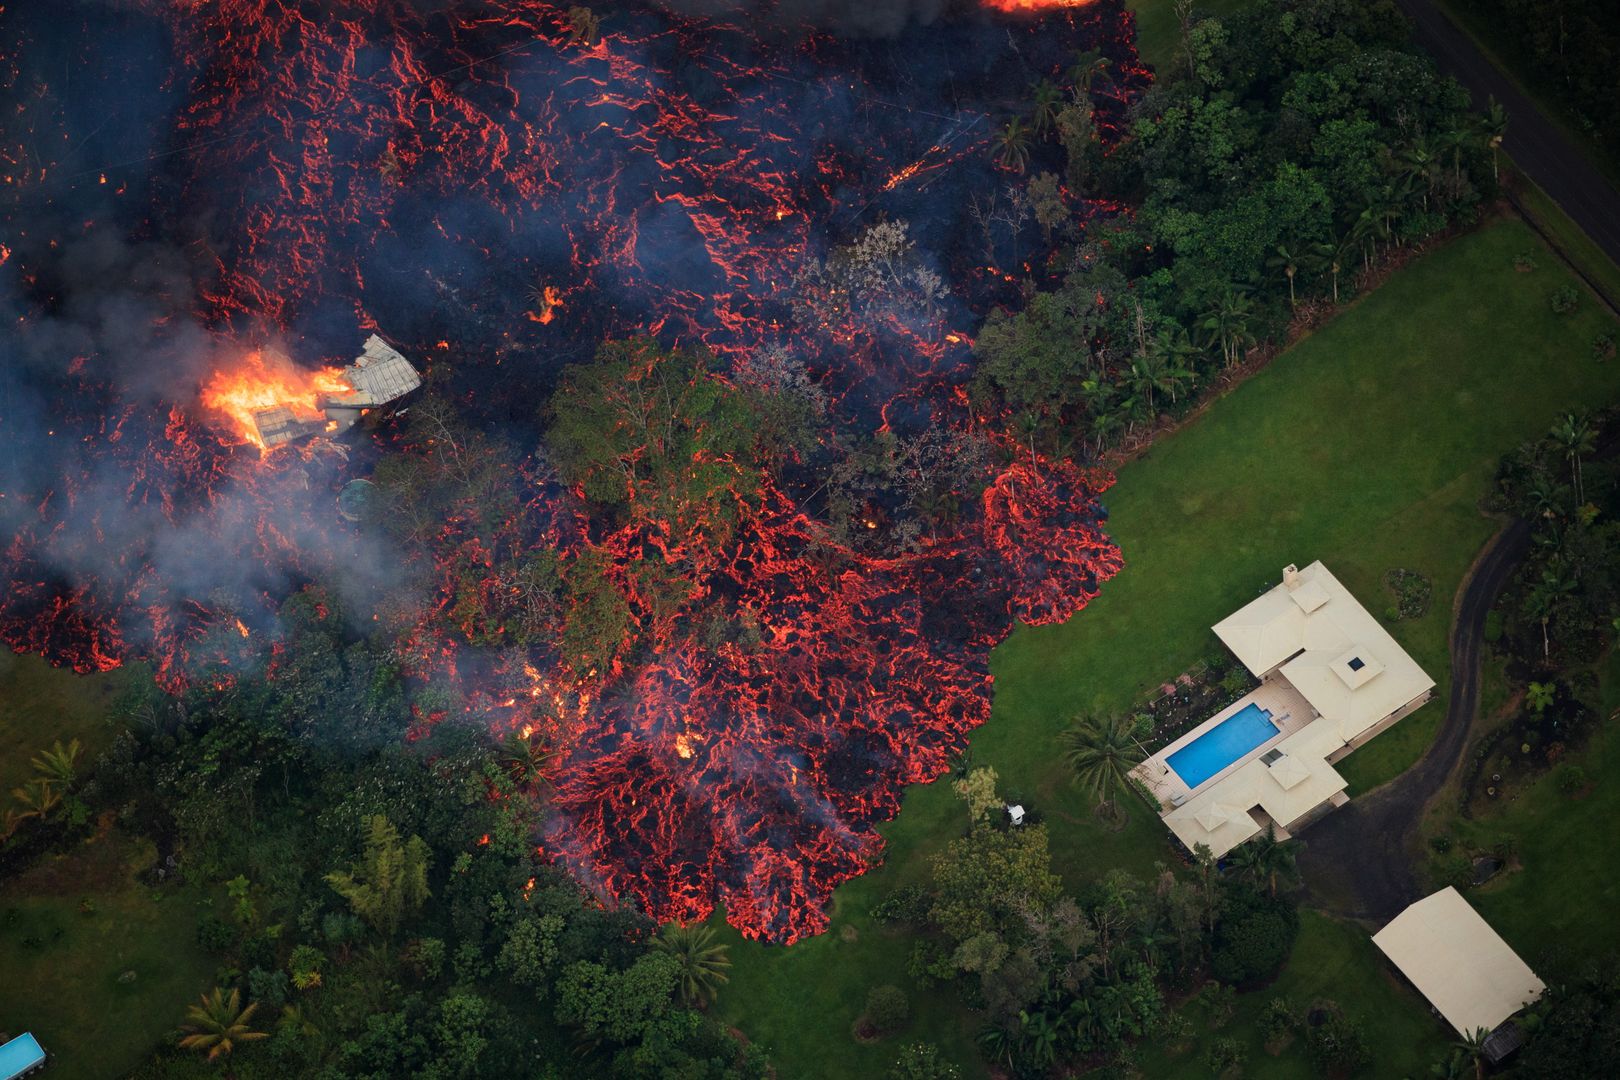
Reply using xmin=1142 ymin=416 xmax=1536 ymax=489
xmin=981 ymin=0 xmax=1093 ymax=10
xmin=527 ymin=284 xmax=563 ymax=324
xmin=200 ymin=350 xmax=351 ymax=450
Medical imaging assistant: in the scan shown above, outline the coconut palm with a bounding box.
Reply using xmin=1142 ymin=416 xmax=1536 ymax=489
xmin=1067 ymin=49 xmax=1111 ymax=97
xmin=178 ymin=987 xmax=267 ymax=1064
xmin=1227 ymin=824 xmax=1297 ymax=897
xmin=1059 ymin=713 xmax=1141 ymax=817
xmin=1029 ymin=79 xmax=1063 ymax=138
xmin=9 ymin=778 xmax=61 ymax=822
xmin=995 ymin=117 xmax=1032 ymax=173
xmin=651 ymin=922 xmax=733 ymax=1007
xmin=1268 ymin=244 xmax=1301 ymax=307
xmin=1451 ymin=1026 xmax=1492 ymax=1080
xmin=1549 ymin=413 xmax=1596 ymax=506
xmin=1201 ymin=287 xmax=1257 ymax=369
xmin=30 ymin=738 xmax=82 ymax=787
xmin=497 ymin=728 xmax=558 ymax=787
xmin=1478 ymin=98 xmax=1508 ymax=182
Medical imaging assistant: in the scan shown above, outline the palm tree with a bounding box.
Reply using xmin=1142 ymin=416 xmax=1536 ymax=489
xmin=1527 ymin=557 xmax=1577 ymax=659
xmin=1152 ymin=326 xmax=1199 ymax=402
xmin=178 ymin=987 xmax=267 ymax=1064
xmin=994 ymin=117 xmax=1032 ymax=173
xmin=1478 ymin=98 xmax=1508 ymax=183
xmin=1430 ymin=1048 xmax=1473 ymax=1080
xmin=9 ymin=778 xmax=62 ymax=822
xmin=1549 ymin=413 xmax=1596 ymax=506
xmin=497 ymin=728 xmax=557 ymax=787
xmin=1059 ymin=713 xmax=1141 ymax=818
xmin=30 ymin=738 xmax=82 ymax=787
xmin=1397 ymin=137 xmax=1439 ymax=210
xmin=1268 ymin=244 xmax=1301 ymax=307
xmin=651 ymin=922 xmax=732 ymax=1007
xmin=1029 ymin=79 xmax=1063 ymax=138
xmin=1067 ymin=49 xmax=1112 ymax=97
xmin=1017 ymin=1009 xmax=1060 ymax=1068
xmin=1227 ymin=825 xmax=1297 ymax=897
xmin=1451 ymin=1026 xmax=1492 ymax=1080
xmin=1437 ymin=122 xmax=1472 ymax=182
xmin=1201 ymin=287 xmax=1256 ymax=369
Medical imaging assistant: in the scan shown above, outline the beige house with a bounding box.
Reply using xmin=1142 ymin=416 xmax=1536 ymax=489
xmin=1132 ymin=561 xmax=1435 ymax=858
xmin=1373 ymin=887 xmax=1544 ymax=1042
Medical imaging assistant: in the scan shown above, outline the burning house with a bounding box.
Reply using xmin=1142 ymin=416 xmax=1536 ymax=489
xmin=252 ymin=336 xmax=421 ymax=449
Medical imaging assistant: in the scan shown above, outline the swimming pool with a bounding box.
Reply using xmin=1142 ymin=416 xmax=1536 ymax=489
xmin=1166 ymin=703 xmax=1279 ymax=789
xmin=0 ymin=1032 xmax=45 ymax=1080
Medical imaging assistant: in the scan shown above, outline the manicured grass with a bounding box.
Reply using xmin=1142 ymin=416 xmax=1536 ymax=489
xmin=0 ymin=832 xmax=215 ymax=1080
xmin=0 ymin=650 xmax=132 ymax=796
xmin=1127 ymin=0 xmax=1258 ymax=71
xmin=1136 ymin=911 xmax=1447 ymax=1078
xmin=715 ymin=217 xmax=1619 ymax=1078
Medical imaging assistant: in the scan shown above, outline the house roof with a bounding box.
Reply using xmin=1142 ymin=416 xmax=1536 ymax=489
xmin=324 ymin=335 xmax=421 ymax=408
xmin=1215 ymin=562 xmax=1434 ymax=743
xmin=1373 ymin=887 xmax=1545 ymax=1036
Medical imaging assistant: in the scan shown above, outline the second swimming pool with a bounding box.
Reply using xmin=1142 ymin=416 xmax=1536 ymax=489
xmin=1166 ymin=703 xmax=1279 ymax=789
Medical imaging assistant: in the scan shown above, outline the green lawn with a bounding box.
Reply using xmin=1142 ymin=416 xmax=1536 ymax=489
xmin=1437 ymin=648 xmax=1620 ymax=980
xmin=0 ymin=650 xmax=132 ymax=796
xmin=715 ymin=216 xmax=1619 ymax=1078
xmin=1127 ymin=0 xmax=1258 ymax=71
xmin=0 ymin=832 xmax=216 ymax=1080
xmin=1137 ymin=910 xmax=1447 ymax=1078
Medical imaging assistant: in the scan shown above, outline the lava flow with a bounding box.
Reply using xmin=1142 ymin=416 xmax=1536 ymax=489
xmin=0 ymin=0 xmax=1149 ymax=942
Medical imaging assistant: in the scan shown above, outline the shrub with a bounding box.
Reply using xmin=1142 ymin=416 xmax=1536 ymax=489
xmin=1483 ymin=610 xmax=1504 ymax=643
xmin=1261 ymin=996 xmax=1299 ymax=1044
xmin=247 ymin=966 xmax=289 ymax=1009
xmin=888 ymin=1042 xmax=961 ymax=1079
xmin=1197 ymin=980 xmax=1237 ymax=1029
xmin=1383 ymin=569 xmax=1432 ymax=620
xmin=865 ymin=985 xmax=910 ymax=1034
xmin=196 ymin=914 xmax=239 ymax=955
xmin=1305 ymin=1004 xmax=1371 ymax=1074
xmin=1512 ymin=251 xmax=1537 ymax=272
xmin=873 ymin=884 xmax=931 ymax=925
xmin=1594 ymin=334 xmax=1616 ymax=362
xmin=906 ymin=940 xmax=955 ymax=987
xmin=1429 ymin=834 xmax=1452 ymax=854
xmin=1550 ymin=285 xmax=1580 ymax=314
xmin=1206 ymin=1036 xmax=1246 ymax=1075
xmin=1220 ymin=669 xmax=1252 ymax=696
xmin=1212 ymin=891 xmax=1299 ymax=986
xmin=1557 ymin=764 xmax=1588 ymax=796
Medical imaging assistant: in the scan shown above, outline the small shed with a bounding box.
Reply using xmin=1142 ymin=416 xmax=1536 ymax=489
xmin=1372 ymin=887 xmax=1544 ymax=1038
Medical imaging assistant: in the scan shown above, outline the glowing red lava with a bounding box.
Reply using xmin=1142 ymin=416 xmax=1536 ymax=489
xmin=1 ymin=0 xmax=1148 ymax=942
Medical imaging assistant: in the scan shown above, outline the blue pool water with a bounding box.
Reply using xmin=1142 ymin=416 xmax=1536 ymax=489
xmin=0 ymin=1033 xmax=44 ymax=1080
xmin=1167 ymin=704 xmax=1278 ymax=789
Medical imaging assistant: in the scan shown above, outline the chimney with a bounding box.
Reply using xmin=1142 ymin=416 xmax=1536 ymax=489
xmin=1282 ymin=564 xmax=1301 ymax=590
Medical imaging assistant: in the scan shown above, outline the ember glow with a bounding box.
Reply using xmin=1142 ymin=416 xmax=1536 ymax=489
xmin=1 ymin=0 xmax=1148 ymax=942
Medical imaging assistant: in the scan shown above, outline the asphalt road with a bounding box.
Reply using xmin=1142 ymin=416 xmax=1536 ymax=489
xmin=1395 ymin=0 xmax=1620 ymax=268
xmin=1296 ymin=519 xmax=1531 ymax=922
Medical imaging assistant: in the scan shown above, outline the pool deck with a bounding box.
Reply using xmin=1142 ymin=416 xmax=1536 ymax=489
xmin=1134 ymin=676 xmax=1317 ymax=811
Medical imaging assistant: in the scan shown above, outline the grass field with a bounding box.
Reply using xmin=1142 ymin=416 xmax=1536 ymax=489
xmin=0 ymin=832 xmax=215 ymax=1080
xmin=0 ymin=651 xmax=132 ymax=797
xmin=1127 ymin=0 xmax=1257 ymax=71
xmin=1430 ymin=648 xmax=1620 ymax=983
xmin=1136 ymin=910 xmax=1445 ymax=1077
xmin=714 ymin=216 xmax=1620 ymax=1078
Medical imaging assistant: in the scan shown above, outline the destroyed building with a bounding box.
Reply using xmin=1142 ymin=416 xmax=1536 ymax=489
xmin=253 ymin=335 xmax=422 ymax=449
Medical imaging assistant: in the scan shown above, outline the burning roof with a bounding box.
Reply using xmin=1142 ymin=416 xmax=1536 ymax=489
xmin=250 ymin=335 xmax=421 ymax=449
